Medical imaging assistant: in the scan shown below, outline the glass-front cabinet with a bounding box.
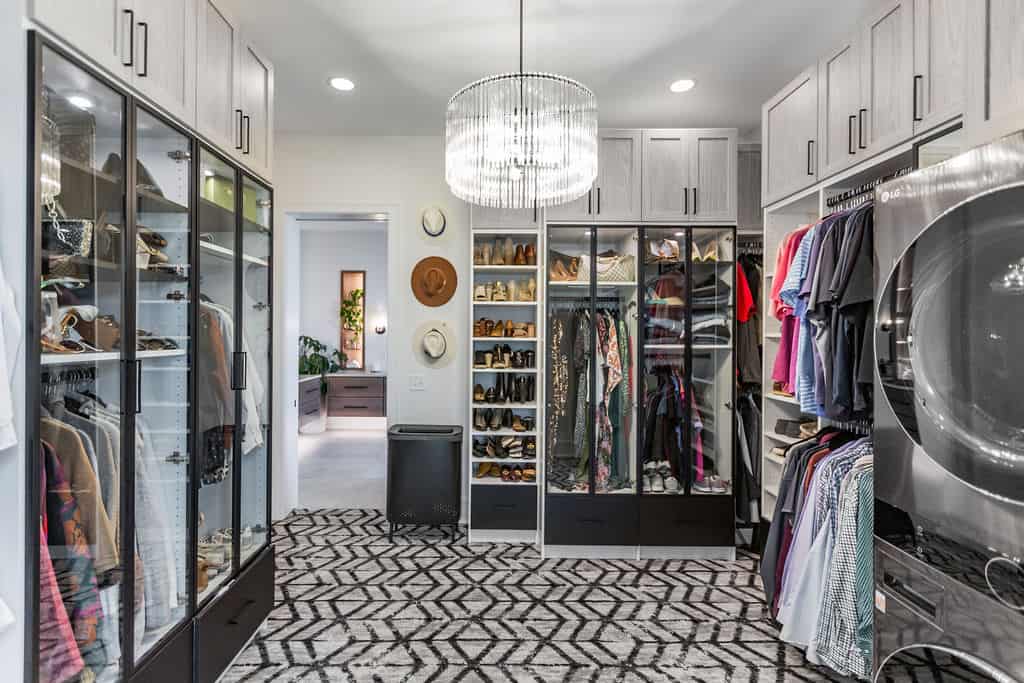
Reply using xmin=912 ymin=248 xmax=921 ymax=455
xmin=545 ymin=224 xmax=735 ymax=550
xmin=29 ymin=37 xmax=273 ymax=683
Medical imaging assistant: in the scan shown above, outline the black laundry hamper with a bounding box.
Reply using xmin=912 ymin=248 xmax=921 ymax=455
xmin=386 ymin=425 xmax=462 ymax=541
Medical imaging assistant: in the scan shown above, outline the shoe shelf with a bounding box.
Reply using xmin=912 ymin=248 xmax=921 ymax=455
xmin=472 ymin=337 xmax=538 ymax=342
xmin=764 ymin=431 xmax=802 ymax=446
xmin=472 ymin=367 xmax=538 ymax=373
xmin=471 ymin=430 xmax=537 ymax=437
xmin=473 ymin=301 xmax=538 ymax=307
xmin=200 ymin=241 xmax=269 ymax=268
xmin=549 ymin=281 xmax=637 ymax=288
xmin=473 ymin=265 xmax=538 ymax=273
xmin=472 ymin=402 xmax=536 ymax=409
xmin=766 ymin=392 xmax=801 ymax=406
xmin=471 ymin=457 xmax=537 ymax=464
xmin=41 ymin=351 xmax=120 ymax=365
xmin=471 ymin=480 xmax=537 ymax=487
xmin=764 ymin=449 xmax=787 ymax=466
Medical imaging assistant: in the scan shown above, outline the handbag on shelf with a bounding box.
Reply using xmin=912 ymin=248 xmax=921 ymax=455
xmin=595 ymin=253 xmax=636 ymax=282
xmin=42 ymin=217 xmax=94 ymax=258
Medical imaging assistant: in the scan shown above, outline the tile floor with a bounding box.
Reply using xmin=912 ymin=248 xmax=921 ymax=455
xmin=298 ymin=428 xmax=387 ymax=511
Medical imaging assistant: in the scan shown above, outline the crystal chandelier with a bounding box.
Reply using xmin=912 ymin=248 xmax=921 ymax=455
xmin=445 ymin=0 xmax=598 ymax=209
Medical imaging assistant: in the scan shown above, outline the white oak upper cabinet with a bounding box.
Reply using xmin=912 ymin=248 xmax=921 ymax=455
xmin=860 ymin=0 xmax=914 ymax=156
xmin=913 ymin=0 xmax=968 ymax=135
xmin=818 ymin=38 xmax=863 ymax=177
xmin=594 ymin=129 xmax=642 ymax=221
xmin=130 ymin=0 xmax=197 ymax=126
xmin=762 ymin=65 xmax=818 ymax=207
xmin=31 ymin=0 xmax=134 ymax=77
xmin=196 ymin=0 xmax=241 ymax=156
xmin=966 ymin=0 xmax=1024 ymax=148
xmin=470 ymin=206 xmax=541 ymax=230
xmin=239 ymin=41 xmax=274 ymax=179
xmin=689 ymin=129 xmax=737 ymax=223
xmin=642 ymin=130 xmax=690 ymax=221
xmin=547 ymin=129 xmax=641 ymax=222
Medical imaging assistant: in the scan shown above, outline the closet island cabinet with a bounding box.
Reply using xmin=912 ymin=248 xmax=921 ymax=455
xmin=27 ymin=35 xmax=273 ymax=683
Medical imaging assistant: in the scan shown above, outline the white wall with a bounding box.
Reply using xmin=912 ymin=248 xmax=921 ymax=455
xmin=272 ymin=135 xmax=469 ymax=518
xmin=1 ymin=3 xmax=28 ymax=678
xmin=299 ymin=225 xmax=388 ymax=372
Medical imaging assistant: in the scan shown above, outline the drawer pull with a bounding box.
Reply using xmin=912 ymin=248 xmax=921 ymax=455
xmin=228 ymin=599 xmax=256 ymax=626
xmin=494 ymin=504 xmax=516 ymax=510
xmin=304 ymin=408 xmax=319 ymax=416
xmin=579 ymin=518 xmax=604 ymax=525
xmin=345 ymin=405 xmax=369 ymax=409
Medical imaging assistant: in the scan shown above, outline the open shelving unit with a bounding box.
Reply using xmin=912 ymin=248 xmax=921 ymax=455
xmin=467 ymin=223 xmax=544 ymax=544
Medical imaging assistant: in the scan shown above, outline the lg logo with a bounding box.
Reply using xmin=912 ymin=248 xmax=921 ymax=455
xmin=881 ymin=188 xmax=902 ymax=203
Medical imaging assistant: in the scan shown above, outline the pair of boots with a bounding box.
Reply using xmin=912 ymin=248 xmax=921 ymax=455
xmin=474 ymin=373 xmax=536 ymax=404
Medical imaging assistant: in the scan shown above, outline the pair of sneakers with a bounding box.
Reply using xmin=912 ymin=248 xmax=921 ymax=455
xmin=643 ymin=460 xmax=679 ymax=493
xmin=693 ymin=475 xmax=731 ymax=494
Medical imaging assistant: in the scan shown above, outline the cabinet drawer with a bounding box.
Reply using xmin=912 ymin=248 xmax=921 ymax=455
xmin=129 ymin=620 xmax=193 ymax=683
xmin=638 ymin=495 xmax=734 ymax=547
xmin=328 ymin=397 xmax=385 ymax=417
xmin=299 ymin=396 xmax=320 ymax=416
xmin=328 ymin=377 xmax=385 ymax=398
xmin=544 ymin=496 xmax=637 ymax=546
xmin=299 ymin=379 xmax=321 ymax=402
xmin=472 ymin=486 xmax=537 ymax=530
xmin=196 ymin=546 xmax=274 ymax=683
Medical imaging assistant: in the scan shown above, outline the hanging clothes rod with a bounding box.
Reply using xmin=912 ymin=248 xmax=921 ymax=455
xmin=825 ymin=165 xmax=914 ymax=209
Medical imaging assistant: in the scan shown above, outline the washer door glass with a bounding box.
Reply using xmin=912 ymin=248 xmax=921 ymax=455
xmin=876 ymin=186 xmax=1024 ymax=504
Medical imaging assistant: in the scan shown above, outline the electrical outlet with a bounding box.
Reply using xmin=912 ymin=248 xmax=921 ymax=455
xmin=409 ymin=374 xmax=426 ymax=391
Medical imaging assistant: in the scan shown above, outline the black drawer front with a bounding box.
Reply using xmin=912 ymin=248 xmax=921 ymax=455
xmin=638 ymin=495 xmax=735 ymax=546
xmin=472 ymin=485 xmax=537 ymax=530
xmin=129 ymin=620 xmax=193 ymax=683
xmin=544 ymin=496 xmax=637 ymax=546
xmin=196 ymin=546 xmax=275 ymax=683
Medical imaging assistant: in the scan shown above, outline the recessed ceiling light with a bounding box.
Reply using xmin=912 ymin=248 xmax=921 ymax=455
xmin=329 ymin=77 xmax=355 ymax=92
xmin=674 ymin=231 xmax=685 ymax=236
xmin=68 ymin=95 xmax=94 ymax=110
xmin=670 ymin=79 xmax=696 ymax=93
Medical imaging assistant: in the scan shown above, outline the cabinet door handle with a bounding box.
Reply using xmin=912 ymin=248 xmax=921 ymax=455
xmin=227 ymin=599 xmax=256 ymax=626
xmin=587 ymin=189 xmax=592 ymax=215
xmin=807 ymin=140 xmax=815 ymax=176
xmin=137 ymin=21 xmax=149 ymax=77
xmin=848 ymin=115 xmax=856 ymax=155
xmin=913 ymin=75 xmax=923 ymax=122
xmin=858 ymin=108 xmax=867 ymax=149
xmin=135 ymin=360 xmax=143 ymax=414
xmin=243 ymin=115 xmax=251 ymax=155
xmin=692 ymin=187 xmax=698 ymax=215
xmin=232 ymin=351 xmax=247 ymax=390
xmin=235 ymin=109 xmax=244 ymax=150
xmin=122 ymin=10 xmax=135 ymax=67
xmin=533 ymin=203 xmax=537 ymax=224
xmin=683 ymin=187 xmax=688 ymax=214
xmin=596 ymin=187 xmax=601 ymax=215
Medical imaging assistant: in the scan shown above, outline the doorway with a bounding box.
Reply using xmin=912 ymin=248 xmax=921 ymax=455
xmin=296 ymin=214 xmax=389 ymax=510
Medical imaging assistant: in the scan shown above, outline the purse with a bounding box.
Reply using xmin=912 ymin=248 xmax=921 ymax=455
xmin=596 ymin=254 xmax=636 ymax=282
xmin=43 ymin=218 xmax=94 ymax=257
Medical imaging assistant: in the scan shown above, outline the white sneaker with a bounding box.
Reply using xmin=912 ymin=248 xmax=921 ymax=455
xmin=664 ymin=475 xmax=680 ymax=493
xmin=651 ymin=474 xmax=665 ymax=493
xmin=642 ymin=474 xmax=652 ymax=491
xmin=693 ymin=478 xmax=713 ymax=493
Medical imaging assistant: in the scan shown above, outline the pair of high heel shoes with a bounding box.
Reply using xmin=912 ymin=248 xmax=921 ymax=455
xmin=472 ymin=374 xmax=536 ymax=404
xmin=473 ymin=408 xmax=535 ymax=433
xmin=474 ymin=345 xmax=535 ymax=369
xmin=473 ymin=435 xmax=537 ymax=460
xmin=473 ymin=278 xmax=536 ymax=302
xmin=475 ymin=239 xmax=537 ymax=266
xmin=549 ymin=257 xmax=581 ymax=282
xmin=473 ymin=318 xmax=536 ymax=338
xmin=692 ymin=240 xmax=720 ymax=262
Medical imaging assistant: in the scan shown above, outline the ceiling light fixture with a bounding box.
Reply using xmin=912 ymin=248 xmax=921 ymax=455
xmin=329 ymin=77 xmax=355 ymax=92
xmin=445 ymin=0 xmax=598 ymax=209
xmin=670 ymin=79 xmax=696 ymax=93
xmin=67 ymin=95 xmax=94 ymax=110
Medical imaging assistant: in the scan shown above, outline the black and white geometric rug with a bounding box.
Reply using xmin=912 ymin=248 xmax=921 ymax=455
xmin=222 ymin=509 xmax=840 ymax=682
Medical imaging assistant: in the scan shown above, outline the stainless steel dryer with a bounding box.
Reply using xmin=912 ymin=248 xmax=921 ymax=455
xmin=873 ymin=129 xmax=1024 ymax=681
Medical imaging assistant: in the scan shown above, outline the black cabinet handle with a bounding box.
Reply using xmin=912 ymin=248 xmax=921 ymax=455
xmin=243 ymin=115 xmax=251 ymax=155
xmin=122 ymin=10 xmax=134 ymax=67
xmin=807 ymin=140 xmax=815 ymax=176
xmin=533 ymin=203 xmax=537 ymax=224
xmin=913 ymin=75 xmax=923 ymax=122
xmin=883 ymin=572 xmax=937 ymax=619
xmin=135 ymin=360 xmax=142 ymax=414
xmin=232 ymin=351 xmax=247 ymax=390
xmin=692 ymin=187 xmax=698 ymax=215
xmin=596 ymin=187 xmax=601 ymax=214
xmin=494 ymin=504 xmax=516 ymax=510
xmin=344 ymin=405 xmax=369 ymax=410
xmin=235 ymin=109 xmax=244 ymax=150
xmin=848 ymin=115 xmax=856 ymax=155
xmin=578 ymin=518 xmax=604 ymax=525
xmin=137 ymin=21 xmax=148 ymax=77
xmin=858 ymin=108 xmax=867 ymax=149
xmin=587 ymin=189 xmax=592 ymax=214
xmin=345 ymin=385 xmax=369 ymax=390
xmin=683 ymin=187 xmax=689 ymax=215
xmin=227 ymin=599 xmax=256 ymax=626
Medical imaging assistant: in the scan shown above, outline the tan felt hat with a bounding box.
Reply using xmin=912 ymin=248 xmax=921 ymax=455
xmin=411 ymin=256 xmax=458 ymax=307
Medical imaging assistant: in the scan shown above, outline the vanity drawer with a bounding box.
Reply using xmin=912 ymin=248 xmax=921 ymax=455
xmin=328 ymin=377 xmax=385 ymax=398
xmin=328 ymin=397 xmax=385 ymax=417
xmin=299 ymin=379 xmax=321 ymax=403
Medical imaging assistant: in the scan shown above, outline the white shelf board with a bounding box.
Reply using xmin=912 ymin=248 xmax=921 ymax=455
xmin=471 ymin=402 xmax=536 ymax=409
xmin=470 ymin=430 xmax=537 ymax=437
xmin=473 ymin=265 xmax=539 ymax=273
xmin=764 ymin=431 xmax=802 ymax=446
xmin=471 ymin=480 xmax=537 ymax=487
xmin=765 ymin=451 xmax=787 ymax=467
xmin=472 ymin=367 xmax=538 ymax=373
xmin=42 ymin=351 xmax=119 ymax=365
xmin=139 ymin=349 xmax=187 ymax=359
xmin=765 ymin=392 xmax=801 ymax=407
xmin=472 ymin=337 xmax=537 ymax=342
xmin=549 ymin=281 xmax=637 ymax=287
xmin=200 ymin=241 xmax=269 ymax=267
xmin=472 ymin=301 xmax=538 ymax=307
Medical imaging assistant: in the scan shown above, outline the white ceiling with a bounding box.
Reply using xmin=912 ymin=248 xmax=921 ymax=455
xmin=241 ymin=0 xmax=869 ymax=138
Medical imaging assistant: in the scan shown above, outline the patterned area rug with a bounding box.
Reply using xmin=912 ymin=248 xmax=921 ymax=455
xmin=222 ymin=509 xmax=839 ymax=682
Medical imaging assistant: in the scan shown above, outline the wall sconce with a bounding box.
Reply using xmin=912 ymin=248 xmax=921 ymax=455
xmin=374 ymin=325 xmax=387 ymax=335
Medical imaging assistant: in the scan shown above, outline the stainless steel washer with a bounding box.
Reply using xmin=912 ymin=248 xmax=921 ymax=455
xmin=874 ymin=130 xmax=1024 ymax=681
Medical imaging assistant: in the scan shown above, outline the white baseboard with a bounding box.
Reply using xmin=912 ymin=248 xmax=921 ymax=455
xmin=468 ymin=529 xmax=538 ymax=545
xmin=638 ymin=546 xmax=736 ymax=560
xmin=543 ymin=545 xmax=639 ymax=560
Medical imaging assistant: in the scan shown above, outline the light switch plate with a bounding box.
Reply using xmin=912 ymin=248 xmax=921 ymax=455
xmin=409 ymin=374 xmax=425 ymax=391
